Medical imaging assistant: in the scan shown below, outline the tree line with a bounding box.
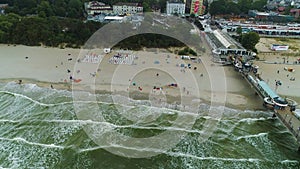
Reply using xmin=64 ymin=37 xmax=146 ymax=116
xmin=0 ymin=13 xmax=104 ymax=47
xmin=0 ymin=13 xmax=190 ymax=49
xmin=114 ymin=33 xmax=185 ymax=50
xmin=209 ymin=0 xmax=267 ymax=16
xmin=0 ymin=0 xmax=85 ymax=18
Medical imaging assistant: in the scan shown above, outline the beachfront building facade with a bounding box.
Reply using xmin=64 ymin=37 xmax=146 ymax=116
xmin=215 ymin=19 xmax=300 ymax=37
xmin=205 ymin=29 xmax=252 ymax=63
xmin=166 ymin=0 xmax=186 ymax=15
xmin=85 ymin=1 xmax=113 ymax=15
xmin=113 ymin=2 xmax=143 ymax=15
xmin=190 ymin=0 xmax=205 ymax=16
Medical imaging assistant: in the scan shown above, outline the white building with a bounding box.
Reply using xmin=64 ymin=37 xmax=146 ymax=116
xmin=85 ymin=1 xmax=113 ymax=15
xmin=166 ymin=1 xmax=186 ymax=15
xmin=113 ymin=2 xmax=143 ymax=15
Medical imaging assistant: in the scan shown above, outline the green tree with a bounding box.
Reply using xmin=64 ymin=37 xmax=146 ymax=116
xmin=209 ymin=0 xmax=226 ymax=16
xmin=252 ymin=0 xmax=268 ymax=11
xmin=37 ymin=0 xmax=54 ymax=17
xmin=226 ymin=2 xmax=240 ymax=15
xmin=143 ymin=2 xmax=151 ymax=12
xmin=67 ymin=0 xmax=83 ymax=18
xmin=284 ymin=5 xmax=293 ymax=15
xmin=241 ymin=32 xmax=260 ymax=51
xmin=237 ymin=0 xmax=252 ymax=14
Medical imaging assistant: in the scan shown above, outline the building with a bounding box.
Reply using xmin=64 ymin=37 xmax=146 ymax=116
xmin=248 ymin=10 xmax=294 ymax=22
xmin=85 ymin=1 xmax=113 ymax=15
xmin=215 ymin=19 xmax=300 ymax=37
xmin=166 ymin=0 xmax=186 ymax=15
xmin=113 ymin=2 xmax=143 ymax=15
xmin=0 ymin=4 xmax=8 ymax=14
xmin=205 ymin=29 xmax=253 ymax=64
xmin=190 ymin=0 xmax=205 ymax=16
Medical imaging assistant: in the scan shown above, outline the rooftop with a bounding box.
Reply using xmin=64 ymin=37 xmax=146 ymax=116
xmin=114 ymin=2 xmax=142 ymax=7
xmin=167 ymin=0 xmax=185 ymax=3
xmin=258 ymin=81 xmax=279 ymax=99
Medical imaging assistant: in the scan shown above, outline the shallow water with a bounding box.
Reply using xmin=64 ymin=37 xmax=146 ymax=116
xmin=0 ymin=82 xmax=299 ymax=169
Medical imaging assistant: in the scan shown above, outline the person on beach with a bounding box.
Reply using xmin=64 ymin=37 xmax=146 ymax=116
xmin=18 ymin=80 xmax=22 ymax=84
xmin=50 ymin=84 xmax=54 ymax=89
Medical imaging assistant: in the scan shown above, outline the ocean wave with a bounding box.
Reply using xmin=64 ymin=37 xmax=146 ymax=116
xmin=42 ymin=119 xmax=206 ymax=135
xmin=0 ymin=82 xmax=275 ymax=126
xmin=78 ymin=144 xmax=299 ymax=164
xmin=0 ymin=119 xmax=18 ymax=123
xmin=238 ymin=117 xmax=268 ymax=123
xmin=235 ymin=132 xmax=269 ymax=140
xmin=0 ymin=137 xmax=66 ymax=149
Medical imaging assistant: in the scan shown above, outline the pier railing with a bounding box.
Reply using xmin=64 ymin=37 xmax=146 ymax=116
xmin=237 ymin=67 xmax=300 ymax=145
xmin=275 ymin=109 xmax=300 ymax=142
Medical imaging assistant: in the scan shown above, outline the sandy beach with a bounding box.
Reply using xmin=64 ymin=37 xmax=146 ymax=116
xmin=255 ymin=38 xmax=300 ymax=103
xmin=1 ymin=43 xmax=298 ymax=110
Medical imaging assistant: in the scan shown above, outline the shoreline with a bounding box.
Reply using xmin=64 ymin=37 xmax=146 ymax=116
xmin=2 ymin=43 xmax=299 ymax=112
xmin=0 ymin=78 xmax=267 ymax=111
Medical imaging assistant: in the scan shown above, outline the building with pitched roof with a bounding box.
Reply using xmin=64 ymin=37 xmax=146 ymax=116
xmin=166 ymin=0 xmax=186 ymax=15
xmin=85 ymin=1 xmax=113 ymax=15
xmin=113 ymin=2 xmax=143 ymax=15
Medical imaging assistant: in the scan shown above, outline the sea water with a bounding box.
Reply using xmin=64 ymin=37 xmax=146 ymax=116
xmin=0 ymin=82 xmax=299 ymax=169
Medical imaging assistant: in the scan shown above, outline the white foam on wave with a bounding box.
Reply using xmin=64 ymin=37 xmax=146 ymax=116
xmin=78 ymin=143 xmax=299 ymax=165
xmin=0 ymin=137 xmax=66 ymax=149
xmin=236 ymin=132 xmax=268 ymax=140
xmin=0 ymin=167 xmax=10 ymax=169
xmin=78 ymin=143 xmax=265 ymax=162
xmin=280 ymin=160 xmax=299 ymax=164
xmin=42 ymin=119 xmax=205 ymax=135
xmin=0 ymin=119 xmax=18 ymax=123
xmin=0 ymin=90 xmax=62 ymax=107
xmin=239 ymin=117 xmax=267 ymax=123
xmin=1 ymin=82 xmax=267 ymax=121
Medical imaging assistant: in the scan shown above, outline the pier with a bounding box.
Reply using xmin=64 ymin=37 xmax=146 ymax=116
xmin=235 ymin=61 xmax=300 ymax=151
xmin=200 ymin=23 xmax=300 ymax=151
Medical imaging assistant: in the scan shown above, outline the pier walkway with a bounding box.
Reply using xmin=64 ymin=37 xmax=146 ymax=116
xmin=238 ymin=64 xmax=300 ymax=150
xmin=200 ymin=27 xmax=300 ymax=150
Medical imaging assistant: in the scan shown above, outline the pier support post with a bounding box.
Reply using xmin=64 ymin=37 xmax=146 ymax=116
xmin=298 ymin=146 xmax=300 ymax=152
